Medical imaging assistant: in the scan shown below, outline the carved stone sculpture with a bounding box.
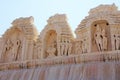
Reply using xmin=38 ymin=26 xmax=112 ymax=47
xmin=2 ymin=39 xmax=13 ymax=62
xmin=64 ymin=39 xmax=69 ymax=56
xmin=47 ymin=42 xmax=56 ymax=58
xmin=114 ymin=34 xmax=120 ymax=50
xmin=75 ymin=41 xmax=82 ymax=54
xmin=60 ymin=37 xmax=65 ymax=56
xmin=68 ymin=41 xmax=72 ymax=55
xmin=13 ymin=39 xmax=22 ymax=61
xmin=101 ymin=29 xmax=107 ymax=51
xmin=94 ymin=25 xmax=103 ymax=51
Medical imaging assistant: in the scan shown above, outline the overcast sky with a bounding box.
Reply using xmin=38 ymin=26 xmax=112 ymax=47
xmin=0 ymin=0 xmax=120 ymax=36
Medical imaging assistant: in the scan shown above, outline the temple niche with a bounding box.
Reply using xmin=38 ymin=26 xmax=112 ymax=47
xmin=91 ymin=20 xmax=110 ymax=52
xmin=39 ymin=14 xmax=74 ymax=58
xmin=0 ymin=27 xmax=24 ymax=62
xmin=0 ymin=16 xmax=38 ymax=63
xmin=75 ymin=4 xmax=120 ymax=53
xmin=0 ymin=4 xmax=119 ymax=64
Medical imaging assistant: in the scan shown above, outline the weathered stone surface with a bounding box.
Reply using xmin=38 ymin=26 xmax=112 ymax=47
xmin=0 ymin=4 xmax=120 ymax=80
xmin=0 ymin=62 xmax=120 ymax=80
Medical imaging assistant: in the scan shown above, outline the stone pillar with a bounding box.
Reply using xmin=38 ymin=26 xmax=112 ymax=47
xmin=28 ymin=40 xmax=34 ymax=60
xmin=21 ymin=37 xmax=26 ymax=61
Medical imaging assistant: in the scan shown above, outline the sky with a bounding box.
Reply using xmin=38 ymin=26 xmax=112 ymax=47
xmin=0 ymin=0 xmax=120 ymax=36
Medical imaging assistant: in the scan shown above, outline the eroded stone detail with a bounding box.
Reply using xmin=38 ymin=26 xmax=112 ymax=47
xmin=0 ymin=4 xmax=119 ymax=71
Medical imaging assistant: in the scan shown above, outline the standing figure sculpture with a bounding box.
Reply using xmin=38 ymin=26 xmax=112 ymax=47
xmin=114 ymin=34 xmax=120 ymax=50
xmin=75 ymin=41 xmax=82 ymax=54
xmin=13 ymin=39 xmax=21 ymax=61
xmin=94 ymin=25 xmax=103 ymax=51
xmin=60 ymin=37 xmax=65 ymax=56
xmin=68 ymin=41 xmax=72 ymax=55
xmin=64 ymin=39 xmax=69 ymax=56
xmin=2 ymin=39 xmax=13 ymax=61
xmin=101 ymin=29 xmax=107 ymax=51
xmin=47 ymin=42 xmax=56 ymax=58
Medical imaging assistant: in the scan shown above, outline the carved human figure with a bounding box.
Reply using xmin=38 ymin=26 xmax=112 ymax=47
xmin=13 ymin=39 xmax=21 ymax=61
xmin=2 ymin=39 xmax=13 ymax=60
xmin=64 ymin=39 xmax=69 ymax=56
xmin=116 ymin=34 xmax=120 ymax=50
xmin=75 ymin=41 xmax=82 ymax=54
xmin=94 ymin=25 xmax=103 ymax=51
xmin=114 ymin=34 xmax=120 ymax=50
xmin=118 ymin=35 xmax=120 ymax=50
xmin=47 ymin=42 xmax=56 ymax=58
xmin=101 ymin=29 xmax=107 ymax=51
xmin=68 ymin=41 xmax=72 ymax=55
xmin=60 ymin=37 xmax=65 ymax=56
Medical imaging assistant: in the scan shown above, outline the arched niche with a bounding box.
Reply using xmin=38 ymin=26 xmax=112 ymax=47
xmin=44 ymin=30 xmax=57 ymax=58
xmin=91 ymin=20 xmax=111 ymax=52
xmin=2 ymin=27 xmax=25 ymax=62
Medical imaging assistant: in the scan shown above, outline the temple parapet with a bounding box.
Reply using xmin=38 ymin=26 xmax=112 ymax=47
xmin=0 ymin=4 xmax=120 ymax=68
xmin=75 ymin=4 xmax=120 ymax=53
xmin=0 ymin=16 xmax=38 ymax=63
xmin=0 ymin=51 xmax=119 ymax=71
xmin=89 ymin=3 xmax=118 ymax=15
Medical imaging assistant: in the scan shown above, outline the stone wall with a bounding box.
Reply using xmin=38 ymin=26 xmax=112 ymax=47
xmin=0 ymin=4 xmax=120 ymax=80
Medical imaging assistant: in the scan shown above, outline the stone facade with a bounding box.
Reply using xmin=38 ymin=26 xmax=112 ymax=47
xmin=0 ymin=4 xmax=120 ymax=64
xmin=0 ymin=4 xmax=120 ymax=70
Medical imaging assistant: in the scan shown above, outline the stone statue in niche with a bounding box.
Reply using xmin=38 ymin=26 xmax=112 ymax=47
xmin=75 ymin=41 xmax=82 ymax=54
xmin=68 ymin=40 xmax=72 ymax=55
xmin=2 ymin=39 xmax=13 ymax=59
xmin=60 ymin=37 xmax=65 ymax=56
xmin=60 ymin=37 xmax=72 ymax=56
xmin=82 ymin=39 xmax=88 ymax=53
xmin=94 ymin=24 xmax=103 ymax=51
xmin=64 ymin=39 xmax=69 ymax=56
xmin=101 ymin=29 xmax=107 ymax=51
xmin=13 ymin=39 xmax=22 ymax=61
xmin=47 ymin=41 xmax=56 ymax=58
xmin=113 ymin=34 xmax=120 ymax=50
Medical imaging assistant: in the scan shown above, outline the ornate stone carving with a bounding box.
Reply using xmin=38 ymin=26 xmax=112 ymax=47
xmin=113 ymin=34 xmax=120 ymax=50
xmin=75 ymin=41 xmax=82 ymax=54
xmin=94 ymin=24 xmax=103 ymax=51
xmin=13 ymin=39 xmax=22 ymax=61
xmin=3 ymin=40 xmax=12 ymax=54
xmin=101 ymin=29 xmax=107 ymax=51
xmin=47 ymin=42 xmax=56 ymax=58
xmin=82 ymin=39 xmax=88 ymax=53
xmin=0 ymin=4 xmax=120 ymax=66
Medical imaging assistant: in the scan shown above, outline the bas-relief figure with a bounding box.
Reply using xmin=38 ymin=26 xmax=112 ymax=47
xmin=47 ymin=42 xmax=56 ymax=58
xmin=59 ymin=36 xmax=72 ymax=56
xmin=75 ymin=41 xmax=82 ymax=54
xmin=102 ymin=29 xmax=107 ymax=51
xmin=13 ymin=39 xmax=22 ymax=61
xmin=94 ymin=25 xmax=108 ymax=51
xmin=0 ymin=4 xmax=120 ymax=64
xmin=94 ymin=25 xmax=103 ymax=51
xmin=2 ymin=39 xmax=13 ymax=62
xmin=113 ymin=34 xmax=120 ymax=50
xmin=0 ymin=4 xmax=120 ymax=80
